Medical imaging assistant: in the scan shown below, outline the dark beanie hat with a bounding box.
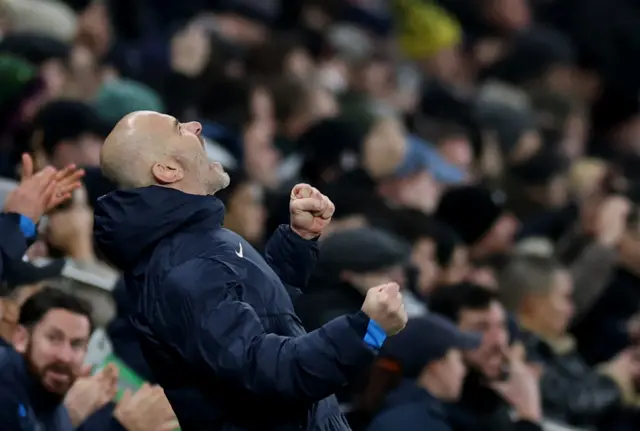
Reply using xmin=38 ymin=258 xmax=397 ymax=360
xmin=435 ymin=186 xmax=506 ymax=245
xmin=298 ymin=117 xmax=370 ymax=183
xmin=509 ymin=151 xmax=569 ymax=186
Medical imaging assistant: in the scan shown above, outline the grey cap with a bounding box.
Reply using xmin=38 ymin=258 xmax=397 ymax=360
xmin=317 ymin=227 xmax=410 ymax=279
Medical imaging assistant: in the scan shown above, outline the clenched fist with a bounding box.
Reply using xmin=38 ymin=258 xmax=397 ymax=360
xmin=289 ymin=183 xmax=335 ymax=240
xmin=361 ymin=283 xmax=408 ymax=336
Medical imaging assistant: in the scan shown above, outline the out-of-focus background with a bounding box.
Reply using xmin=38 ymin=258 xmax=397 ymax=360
xmin=3 ymin=0 xmax=640 ymax=430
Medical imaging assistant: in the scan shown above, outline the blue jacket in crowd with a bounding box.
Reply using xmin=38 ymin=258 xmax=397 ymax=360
xmin=0 ymin=212 xmax=32 ymax=281
xmin=0 ymin=340 xmax=73 ymax=431
xmin=367 ymin=380 xmax=451 ymax=431
xmin=93 ymin=186 xmax=385 ymax=431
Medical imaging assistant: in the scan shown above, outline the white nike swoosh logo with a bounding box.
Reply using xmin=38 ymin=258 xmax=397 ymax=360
xmin=235 ymin=243 xmax=243 ymax=258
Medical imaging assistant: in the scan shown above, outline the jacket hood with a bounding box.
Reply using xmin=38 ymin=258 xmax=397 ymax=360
xmin=93 ymin=186 xmax=224 ymax=270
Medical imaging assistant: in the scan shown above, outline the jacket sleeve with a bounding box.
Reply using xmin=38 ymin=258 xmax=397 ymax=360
xmin=513 ymin=420 xmax=543 ymax=431
xmin=568 ymin=242 xmax=617 ymax=320
xmin=539 ymin=363 xmax=623 ymax=425
xmin=264 ymin=224 xmax=319 ymax=295
xmin=75 ymin=403 xmax=127 ymax=431
xmin=0 ymin=213 xmax=29 ymax=282
xmin=0 ymin=349 xmax=32 ymax=430
xmin=157 ymin=257 xmax=376 ymax=402
xmin=367 ymin=405 xmax=451 ymax=431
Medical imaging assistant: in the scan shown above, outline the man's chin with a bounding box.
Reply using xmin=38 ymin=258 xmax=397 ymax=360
xmin=221 ymin=172 xmax=231 ymax=189
xmin=210 ymin=172 xmax=230 ymax=194
xmin=42 ymin=374 xmax=73 ymax=396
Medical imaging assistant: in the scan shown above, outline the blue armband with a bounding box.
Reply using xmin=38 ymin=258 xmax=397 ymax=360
xmin=363 ymin=319 xmax=387 ymax=349
xmin=19 ymin=215 xmax=36 ymax=239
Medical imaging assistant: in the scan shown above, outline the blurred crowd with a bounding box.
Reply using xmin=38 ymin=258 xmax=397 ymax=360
xmin=2 ymin=0 xmax=640 ymax=430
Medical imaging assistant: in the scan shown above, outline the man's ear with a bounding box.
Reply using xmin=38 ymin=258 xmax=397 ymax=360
xmin=12 ymin=325 xmax=29 ymax=354
xmin=151 ymin=160 xmax=184 ymax=184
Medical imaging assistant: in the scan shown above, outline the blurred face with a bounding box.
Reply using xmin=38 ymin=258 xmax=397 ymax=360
xmin=379 ymin=171 xmax=441 ymax=214
xmin=527 ymin=270 xmax=574 ymax=337
xmin=423 ymin=46 xmax=464 ymax=85
xmin=561 ymin=113 xmax=587 ymax=160
xmin=411 ymin=238 xmax=439 ymax=295
xmin=363 ymin=119 xmax=407 ymax=179
xmin=474 ymin=214 xmax=519 ymax=258
xmin=510 ymin=130 xmax=542 ymax=164
xmin=423 ymin=349 xmax=467 ymax=401
xmin=40 ymin=60 xmax=67 ymax=99
xmin=466 ymin=266 xmax=498 ymax=290
xmin=484 ymin=0 xmax=531 ymax=32
xmin=286 ymin=48 xmax=315 ymax=79
xmin=439 ymin=136 xmax=473 ymax=171
xmin=310 ymin=87 xmax=339 ymax=119
xmin=64 ymin=45 xmax=102 ymax=100
xmin=251 ymin=87 xmax=275 ymax=134
xmin=440 ymin=246 xmax=469 ymax=285
xmin=225 ymin=183 xmax=266 ymax=244
xmin=243 ymin=118 xmax=279 ymax=189
xmin=14 ymin=309 xmax=91 ymax=396
xmin=53 ymin=134 xmax=103 ymax=169
xmin=458 ymin=301 xmax=509 ymax=379
xmin=546 ymin=175 xmax=569 ymax=207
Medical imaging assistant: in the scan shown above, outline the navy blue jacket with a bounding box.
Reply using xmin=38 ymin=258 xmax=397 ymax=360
xmin=0 ymin=343 xmax=73 ymax=431
xmin=367 ymin=380 xmax=451 ymax=431
xmin=0 ymin=213 xmax=30 ymax=281
xmin=93 ymin=186 xmax=382 ymax=431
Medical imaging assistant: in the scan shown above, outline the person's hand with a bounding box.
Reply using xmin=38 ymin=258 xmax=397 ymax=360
xmin=590 ymin=195 xmax=630 ymax=247
xmin=4 ymin=154 xmax=84 ymax=222
xmin=170 ymin=24 xmax=211 ymax=77
xmin=361 ymin=283 xmax=407 ymax=336
xmin=490 ymin=344 xmax=542 ymax=423
xmin=289 ymin=183 xmax=335 ymax=240
xmin=64 ymin=364 xmax=119 ymax=427
xmin=21 ymin=152 xmax=85 ymax=212
xmin=46 ymin=187 xmax=95 ymax=261
xmin=114 ymin=384 xmax=179 ymax=431
xmin=603 ymin=348 xmax=640 ymax=383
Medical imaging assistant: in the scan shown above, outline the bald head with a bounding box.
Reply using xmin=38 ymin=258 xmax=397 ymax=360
xmin=101 ymin=111 xmax=229 ymax=195
xmin=100 ymin=111 xmax=163 ymax=188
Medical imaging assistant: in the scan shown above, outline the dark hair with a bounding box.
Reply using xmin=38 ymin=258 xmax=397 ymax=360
xmin=429 ymin=282 xmax=498 ymax=323
xmin=244 ymin=35 xmax=307 ymax=79
xmin=19 ymin=287 xmax=94 ymax=332
xmin=390 ymin=209 xmax=463 ymax=266
xmin=198 ymin=77 xmax=252 ymax=130
xmin=270 ymin=77 xmax=312 ymax=124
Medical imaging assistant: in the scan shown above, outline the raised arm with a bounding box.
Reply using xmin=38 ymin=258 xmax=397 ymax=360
xmin=265 ymin=183 xmax=334 ymax=295
xmin=156 ymin=258 xmax=406 ymax=402
xmin=264 ymin=225 xmax=318 ymax=294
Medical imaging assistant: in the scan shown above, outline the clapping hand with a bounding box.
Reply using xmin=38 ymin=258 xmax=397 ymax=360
xmin=3 ymin=153 xmax=84 ymax=222
xmin=114 ymin=384 xmax=179 ymax=431
xmin=64 ymin=364 xmax=118 ymax=427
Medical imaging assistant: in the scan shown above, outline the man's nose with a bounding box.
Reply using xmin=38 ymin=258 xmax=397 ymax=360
xmin=54 ymin=344 xmax=75 ymax=363
xmin=184 ymin=121 xmax=202 ymax=136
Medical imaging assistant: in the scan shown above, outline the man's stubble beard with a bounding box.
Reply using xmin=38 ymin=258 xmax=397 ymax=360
xmin=24 ymin=342 xmax=75 ymax=399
